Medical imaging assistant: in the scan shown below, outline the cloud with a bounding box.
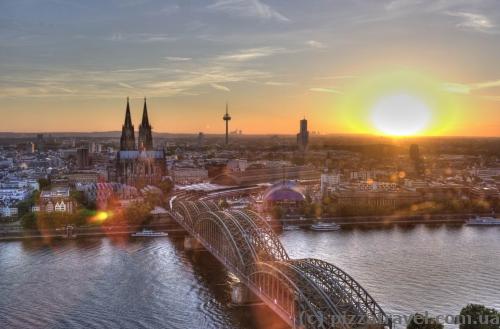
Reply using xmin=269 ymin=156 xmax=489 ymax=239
xmin=216 ymin=47 xmax=285 ymax=62
xmin=109 ymin=33 xmax=176 ymax=43
xmin=447 ymin=12 xmax=495 ymax=32
xmin=211 ymin=83 xmax=231 ymax=92
xmin=0 ymin=65 xmax=270 ymax=99
xmin=208 ymin=0 xmax=289 ymax=22
xmin=309 ymin=87 xmax=343 ymax=94
xmin=265 ymin=81 xmax=294 ymax=86
xmin=473 ymin=80 xmax=500 ymax=89
xmin=306 ymin=40 xmax=326 ymax=49
xmin=385 ymin=0 xmax=424 ymax=11
xmin=164 ymin=56 xmax=192 ymax=62
xmin=313 ymin=75 xmax=357 ymax=81
xmin=443 ymin=79 xmax=500 ymax=102
xmin=118 ymin=82 xmax=134 ymax=89
xmin=443 ymin=79 xmax=500 ymax=95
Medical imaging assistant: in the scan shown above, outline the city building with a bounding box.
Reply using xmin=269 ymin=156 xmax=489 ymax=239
xmin=115 ymin=98 xmax=166 ymax=187
xmin=76 ymin=182 xmax=138 ymax=209
xmin=0 ymin=204 xmax=18 ymax=219
xmin=211 ymin=165 xmax=320 ymax=186
xmin=320 ymin=173 xmax=341 ymax=194
xmin=332 ymin=190 xmax=422 ymax=210
xmin=197 ymin=132 xmax=205 ymax=148
xmin=65 ymin=171 xmax=104 ymax=186
xmin=227 ymin=159 xmax=248 ymax=173
xmin=76 ymin=147 xmax=90 ymax=169
xmin=171 ymin=168 xmax=209 ymax=185
xmin=297 ymin=117 xmax=309 ymax=151
xmin=37 ymin=187 xmax=76 ymax=214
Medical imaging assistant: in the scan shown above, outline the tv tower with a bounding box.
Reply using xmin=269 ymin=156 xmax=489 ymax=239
xmin=223 ymin=102 xmax=231 ymax=145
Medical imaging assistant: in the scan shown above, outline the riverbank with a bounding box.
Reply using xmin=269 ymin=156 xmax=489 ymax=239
xmin=0 ymin=212 xmax=475 ymax=241
xmin=0 ymin=222 xmax=187 ymax=241
xmin=279 ymin=212 xmax=474 ymax=227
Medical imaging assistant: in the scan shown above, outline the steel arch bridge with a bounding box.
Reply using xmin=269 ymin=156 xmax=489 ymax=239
xmin=171 ymin=200 xmax=391 ymax=329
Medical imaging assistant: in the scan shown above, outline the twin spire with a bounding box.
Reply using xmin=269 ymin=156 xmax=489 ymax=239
xmin=120 ymin=97 xmax=153 ymax=151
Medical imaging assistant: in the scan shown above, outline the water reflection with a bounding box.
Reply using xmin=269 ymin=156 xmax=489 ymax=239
xmin=0 ymin=225 xmax=499 ymax=329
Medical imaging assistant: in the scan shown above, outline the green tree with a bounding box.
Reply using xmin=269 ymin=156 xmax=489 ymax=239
xmin=16 ymin=190 xmax=40 ymax=217
xmin=157 ymin=179 xmax=173 ymax=195
xmin=123 ymin=202 xmax=153 ymax=226
xmin=459 ymin=304 xmax=500 ymax=329
xmin=271 ymin=206 xmax=284 ymax=220
xmin=407 ymin=313 xmax=444 ymax=329
xmin=219 ymin=199 xmax=229 ymax=209
xmin=38 ymin=178 xmax=50 ymax=190
xmin=20 ymin=212 xmax=37 ymax=230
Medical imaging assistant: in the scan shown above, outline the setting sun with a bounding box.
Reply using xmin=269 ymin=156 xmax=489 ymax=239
xmin=371 ymin=93 xmax=432 ymax=136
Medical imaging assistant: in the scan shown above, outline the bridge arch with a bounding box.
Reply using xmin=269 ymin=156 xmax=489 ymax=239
xmin=229 ymin=210 xmax=289 ymax=261
xmin=171 ymin=201 xmax=391 ymax=329
xmin=194 ymin=210 xmax=259 ymax=275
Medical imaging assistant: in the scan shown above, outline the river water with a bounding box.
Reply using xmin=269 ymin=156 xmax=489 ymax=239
xmin=0 ymin=224 xmax=499 ymax=329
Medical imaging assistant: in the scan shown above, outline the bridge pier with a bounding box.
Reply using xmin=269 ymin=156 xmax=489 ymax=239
xmin=230 ymin=282 xmax=259 ymax=305
xmin=183 ymin=236 xmax=204 ymax=251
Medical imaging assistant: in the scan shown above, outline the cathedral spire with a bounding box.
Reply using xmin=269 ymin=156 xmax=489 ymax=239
xmin=124 ymin=97 xmax=133 ymax=127
xmin=141 ymin=97 xmax=150 ymax=126
xmin=138 ymin=96 xmax=153 ymax=151
xmin=120 ymin=97 xmax=136 ymax=150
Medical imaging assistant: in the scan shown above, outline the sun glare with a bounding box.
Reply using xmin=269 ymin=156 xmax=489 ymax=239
xmin=371 ymin=93 xmax=432 ymax=136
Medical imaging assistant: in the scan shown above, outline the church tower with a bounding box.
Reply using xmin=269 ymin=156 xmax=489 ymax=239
xmin=120 ymin=97 xmax=136 ymax=151
xmin=138 ymin=97 xmax=153 ymax=150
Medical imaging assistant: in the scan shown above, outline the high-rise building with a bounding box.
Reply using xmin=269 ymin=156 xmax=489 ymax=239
xmin=409 ymin=144 xmax=425 ymax=177
xmin=77 ymin=147 xmax=90 ymax=169
xmin=197 ymin=132 xmax=205 ymax=147
xmin=223 ymin=103 xmax=231 ymax=145
xmin=409 ymin=144 xmax=420 ymax=161
xmin=297 ymin=117 xmax=309 ymax=151
xmin=120 ymin=97 xmax=136 ymax=151
xmin=138 ymin=97 xmax=153 ymax=151
xmin=36 ymin=134 xmax=45 ymax=152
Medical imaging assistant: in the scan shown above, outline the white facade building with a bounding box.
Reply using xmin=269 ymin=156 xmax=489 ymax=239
xmin=321 ymin=173 xmax=341 ymax=193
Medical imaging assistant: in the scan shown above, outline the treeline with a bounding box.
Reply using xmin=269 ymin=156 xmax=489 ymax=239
xmin=19 ymin=179 xmax=174 ymax=230
xmin=283 ymin=196 xmax=496 ymax=219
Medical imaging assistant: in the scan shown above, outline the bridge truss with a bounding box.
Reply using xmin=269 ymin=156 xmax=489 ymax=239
xmin=171 ymin=200 xmax=391 ymax=329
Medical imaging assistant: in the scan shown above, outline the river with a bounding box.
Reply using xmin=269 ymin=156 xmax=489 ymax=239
xmin=0 ymin=224 xmax=499 ymax=328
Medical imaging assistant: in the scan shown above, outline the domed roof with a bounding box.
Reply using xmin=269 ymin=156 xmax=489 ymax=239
xmin=263 ymin=180 xmax=305 ymax=202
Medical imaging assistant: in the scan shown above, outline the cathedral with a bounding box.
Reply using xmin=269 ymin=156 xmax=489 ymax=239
xmin=115 ymin=98 xmax=166 ymax=187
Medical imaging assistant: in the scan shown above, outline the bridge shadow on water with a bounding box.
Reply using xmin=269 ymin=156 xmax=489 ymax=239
xmin=169 ymin=235 xmax=289 ymax=329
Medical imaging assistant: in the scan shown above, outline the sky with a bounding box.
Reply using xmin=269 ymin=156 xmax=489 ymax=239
xmin=1 ymin=0 xmax=500 ymax=136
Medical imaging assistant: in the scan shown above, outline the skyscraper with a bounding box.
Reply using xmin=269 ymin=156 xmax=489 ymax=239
xmin=223 ymin=103 xmax=231 ymax=145
xmin=120 ymin=97 xmax=136 ymax=151
xmin=409 ymin=144 xmax=420 ymax=161
xmin=76 ymin=147 xmax=90 ymax=169
xmin=138 ymin=97 xmax=153 ymax=151
xmin=297 ymin=117 xmax=309 ymax=151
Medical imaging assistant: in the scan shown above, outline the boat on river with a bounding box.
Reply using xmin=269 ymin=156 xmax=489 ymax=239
xmin=310 ymin=222 xmax=341 ymax=231
xmin=131 ymin=229 xmax=168 ymax=237
xmin=466 ymin=216 xmax=500 ymax=226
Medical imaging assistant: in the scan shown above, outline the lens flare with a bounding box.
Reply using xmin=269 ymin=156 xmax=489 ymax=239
xmin=90 ymin=211 xmax=110 ymax=224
